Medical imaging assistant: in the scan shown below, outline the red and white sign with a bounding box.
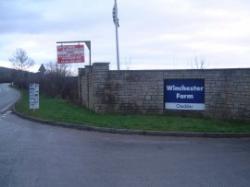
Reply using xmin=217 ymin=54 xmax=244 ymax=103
xmin=57 ymin=44 xmax=85 ymax=64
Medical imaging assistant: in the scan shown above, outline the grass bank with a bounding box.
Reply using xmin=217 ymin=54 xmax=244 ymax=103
xmin=15 ymin=91 xmax=250 ymax=133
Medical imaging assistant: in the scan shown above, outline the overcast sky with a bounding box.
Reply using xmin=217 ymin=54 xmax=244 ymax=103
xmin=0 ymin=0 xmax=250 ymax=72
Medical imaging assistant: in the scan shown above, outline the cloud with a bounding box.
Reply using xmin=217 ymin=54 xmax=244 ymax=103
xmin=0 ymin=0 xmax=111 ymax=34
xmin=0 ymin=0 xmax=250 ymax=71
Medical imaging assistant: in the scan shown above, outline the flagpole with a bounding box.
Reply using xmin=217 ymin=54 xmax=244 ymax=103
xmin=114 ymin=0 xmax=120 ymax=70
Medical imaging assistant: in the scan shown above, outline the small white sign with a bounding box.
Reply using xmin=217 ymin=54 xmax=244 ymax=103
xmin=29 ymin=83 xmax=39 ymax=110
xmin=165 ymin=103 xmax=205 ymax=111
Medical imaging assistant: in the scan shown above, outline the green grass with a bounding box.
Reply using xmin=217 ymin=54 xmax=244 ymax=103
xmin=15 ymin=91 xmax=250 ymax=133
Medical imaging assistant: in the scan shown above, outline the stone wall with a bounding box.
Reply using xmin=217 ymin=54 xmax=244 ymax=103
xmin=78 ymin=63 xmax=250 ymax=121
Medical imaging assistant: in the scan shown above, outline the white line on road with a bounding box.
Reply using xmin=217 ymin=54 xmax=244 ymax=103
xmin=0 ymin=110 xmax=11 ymax=119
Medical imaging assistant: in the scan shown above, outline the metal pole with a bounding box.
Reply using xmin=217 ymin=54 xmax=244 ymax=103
xmin=114 ymin=0 xmax=120 ymax=70
xmin=115 ymin=23 xmax=120 ymax=70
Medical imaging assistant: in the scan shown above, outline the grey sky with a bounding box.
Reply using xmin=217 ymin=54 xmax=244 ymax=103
xmin=0 ymin=0 xmax=250 ymax=71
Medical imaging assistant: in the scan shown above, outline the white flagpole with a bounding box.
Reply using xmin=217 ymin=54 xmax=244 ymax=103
xmin=114 ymin=0 xmax=120 ymax=70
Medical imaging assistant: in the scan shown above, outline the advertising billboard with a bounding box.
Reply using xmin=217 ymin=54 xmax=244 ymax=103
xmin=57 ymin=44 xmax=85 ymax=64
xmin=164 ymin=79 xmax=205 ymax=111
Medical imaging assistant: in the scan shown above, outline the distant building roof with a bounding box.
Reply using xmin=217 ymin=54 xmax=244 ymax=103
xmin=38 ymin=64 xmax=46 ymax=73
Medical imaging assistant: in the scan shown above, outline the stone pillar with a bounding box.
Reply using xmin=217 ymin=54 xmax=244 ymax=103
xmin=78 ymin=66 xmax=92 ymax=108
xmin=90 ymin=63 xmax=110 ymax=112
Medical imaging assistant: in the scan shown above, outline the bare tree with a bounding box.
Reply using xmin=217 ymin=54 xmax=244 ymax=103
xmin=123 ymin=57 xmax=132 ymax=70
xmin=40 ymin=62 xmax=76 ymax=100
xmin=45 ymin=62 xmax=72 ymax=77
xmin=9 ymin=48 xmax=35 ymax=70
xmin=193 ymin=56 xmax=206 ymax=69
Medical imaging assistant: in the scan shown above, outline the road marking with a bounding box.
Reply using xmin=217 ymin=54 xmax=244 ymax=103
xmin=0 ymin=110 xmax=11 ymax=120
xmin=0 ymin=103 xmax=14 ymax=114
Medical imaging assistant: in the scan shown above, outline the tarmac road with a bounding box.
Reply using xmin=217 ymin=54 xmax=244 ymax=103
xmin=0 ymin=83 xmax=19 ymax=113
xmin=0 ymin=83 xmax=250 ymax=187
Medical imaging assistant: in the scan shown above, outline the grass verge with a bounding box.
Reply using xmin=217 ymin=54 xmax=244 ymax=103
xmin=15 ymin=91 xmax=250 ymax=133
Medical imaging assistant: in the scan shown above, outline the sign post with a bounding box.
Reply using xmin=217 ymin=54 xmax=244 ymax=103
xmin=164 ymin=79 xmax=205 ymax=111
xmin=29 ymin=83 xmax=39 ymax=110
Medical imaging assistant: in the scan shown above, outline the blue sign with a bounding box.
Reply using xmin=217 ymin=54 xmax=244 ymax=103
xmin=164 ymin=79 xmax=205 ymax=110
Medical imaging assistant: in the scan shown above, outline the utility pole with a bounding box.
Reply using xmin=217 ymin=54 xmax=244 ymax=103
xmin=113 ymin=0 xmax=120 ymax=70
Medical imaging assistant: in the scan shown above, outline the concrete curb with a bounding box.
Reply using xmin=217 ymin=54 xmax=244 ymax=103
xmin=12 ymin=105 xmax=250 ymax=138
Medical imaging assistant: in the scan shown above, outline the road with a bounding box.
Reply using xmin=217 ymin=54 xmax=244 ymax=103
xmin=0 ymin=83 xmax=250 ymax=187
xmin=0 ymin=83 xmax=20 ymax=113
